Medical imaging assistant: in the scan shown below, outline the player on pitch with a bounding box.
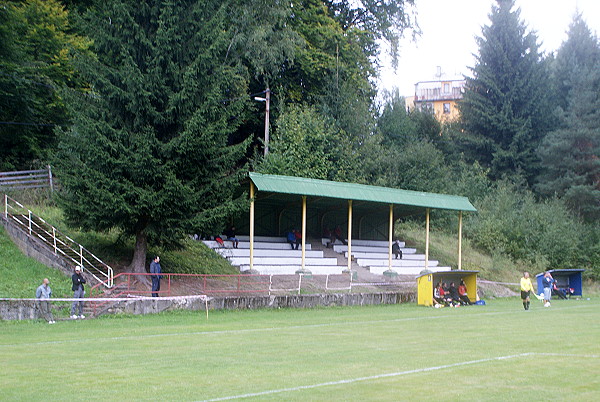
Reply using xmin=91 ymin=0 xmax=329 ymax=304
xmin=520 ymin=271 xmax=534 ymax=310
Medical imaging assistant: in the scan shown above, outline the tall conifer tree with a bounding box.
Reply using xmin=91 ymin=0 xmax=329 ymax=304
xmin=551 ymin=13 xmax=600 ymax=111
xmin=56 ymin=0 xmax=250 ymax=273
xmin=458 ymin=0 xmax=553 ymax=185
xmin=537 ymin=15 xmax=600 ymax=222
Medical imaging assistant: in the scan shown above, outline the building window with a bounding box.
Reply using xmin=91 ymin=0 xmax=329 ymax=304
xmin=423 ymin=103 xmax=434 ymax=114
xmin=443 ymin=103 xmax=451 ymax=114
xmin=443 ymin=83 xmax=450 ymax=93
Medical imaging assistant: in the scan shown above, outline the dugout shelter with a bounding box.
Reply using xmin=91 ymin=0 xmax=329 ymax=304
xmin=535 ymin=269 xmax=584 ymax=297
xmin=416 ymin=270 xmax=479 ymax=306
xmin=236 ymin=173 xmax=477 ymax=274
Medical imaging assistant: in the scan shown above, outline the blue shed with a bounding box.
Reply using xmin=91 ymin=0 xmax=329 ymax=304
xmin=536 ymin=269 xmax=585 ymax=297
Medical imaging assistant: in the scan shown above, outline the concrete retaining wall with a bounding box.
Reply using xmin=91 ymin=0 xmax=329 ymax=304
xmin=1 ymin=292 xmax=416 ymax=320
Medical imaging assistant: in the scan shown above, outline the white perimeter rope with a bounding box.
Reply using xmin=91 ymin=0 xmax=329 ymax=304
xmin=0 ymin=295 xmax=213 ymax=302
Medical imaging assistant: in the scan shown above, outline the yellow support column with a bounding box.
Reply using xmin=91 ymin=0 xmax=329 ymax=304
xmin=347 ymin=200 xmax=353 ymax=271
xmin=388 ymin=204 xmax=393 ymax=271
xmin=301 ymin=195 xmax=307 ymax=271
xmin=425 ymin=208 xmax=430 ymax=271
xmin=458 ymin=211 xmax=463 ymax=270
xmin=249 ymin=182 xmax=255 ymax=272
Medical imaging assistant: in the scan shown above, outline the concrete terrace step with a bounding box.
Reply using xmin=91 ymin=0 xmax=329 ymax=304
xmin=333 ymin=245 xmax=416 ymax=254
xmin=240 ymin=265 xmax=346 ymax=275
xmin=235 ymin=235 xmax=287 ymax=243
xmin=229 ymin=257 xmax=339 ymax=266
xmin=215 ymin=249 xmax=324 ymax=258
xmin=203 ymin=241 xmax=312 ymax=250
xmin=321 ymin=238 xmax=406 ymax=248
xmin=369 ymin=266 xmax=452 ymax=275
xmin=345 ymin=251 xmax=423 ymax=260
xmin=356 ymin=258 xmax=439 ymax=267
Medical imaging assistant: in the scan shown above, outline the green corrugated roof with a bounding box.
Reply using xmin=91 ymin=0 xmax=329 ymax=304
xmin=249 ymin=172 xmax=477 ymax=212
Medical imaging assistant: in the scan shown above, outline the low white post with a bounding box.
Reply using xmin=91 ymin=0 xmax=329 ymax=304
xmin=108 ymin=267 xmax=113 ymax=288
xmin=297 ymin=274 xmax=302 ymax=295
xmin=53 ymin=227 xmax=57 ymax=255
xmin=269 ymin=275 xmax=272 ymax=296
xmin=79 ymin=244 xmax=83 ymax=268
xmin=4 ymin=194 xmax=7 ymax=219
xmin=47 ymin=165 xmax=54 ymax=192
xmin=28 ymin=210 xmax=32 ymax=235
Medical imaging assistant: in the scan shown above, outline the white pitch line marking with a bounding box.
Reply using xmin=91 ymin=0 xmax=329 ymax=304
xmin=199 ymin=352 xmax=599 ymax=401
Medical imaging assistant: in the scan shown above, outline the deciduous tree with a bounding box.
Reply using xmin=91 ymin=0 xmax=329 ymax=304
xmin=0 ymin=0 xmax=89 ymax=170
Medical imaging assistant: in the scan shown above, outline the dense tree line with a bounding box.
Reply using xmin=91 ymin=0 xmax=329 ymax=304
xmin=30 ymin=0 xmax=417 ymax=273
xmin=1 ymin=0 xmax=597 ymax=278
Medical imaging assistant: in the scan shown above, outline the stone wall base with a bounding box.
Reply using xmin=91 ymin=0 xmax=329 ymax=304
xmin=1 ymin=292 xmax=416 ymax=320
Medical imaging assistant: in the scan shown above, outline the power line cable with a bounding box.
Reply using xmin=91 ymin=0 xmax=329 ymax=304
xmin=0 ymin=121 xmax=66 ymax=127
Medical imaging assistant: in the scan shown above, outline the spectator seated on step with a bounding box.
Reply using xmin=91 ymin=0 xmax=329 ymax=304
xmin=433 ymin=282 xmax=447 ymax=307
xmin=458 ymin=280 xmax=472 ymax=305
xmin=294 ymin=229 xmax=302 ymax=250
xmin=286 ymin=230 xmax=296 ymax=249
xmin=224 ymin=226 xmax=239 ymax=249
xmin=448 ymin=282 xmax=461 ymax=307
xmin=552 ymin=282 xmax=568 ymax=300
xmin=214 ymin=235 xmax=225 ymax=248
xmin=330 ymin=225 xmax=347 ymax=246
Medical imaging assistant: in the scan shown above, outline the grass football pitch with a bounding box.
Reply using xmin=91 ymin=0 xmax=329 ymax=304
xmin=1 ymin=298 xmax=599 ymax=401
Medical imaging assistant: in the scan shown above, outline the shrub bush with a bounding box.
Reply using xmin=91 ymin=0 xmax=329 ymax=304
xmin=466 ymin=181 xmax=583 ymax=269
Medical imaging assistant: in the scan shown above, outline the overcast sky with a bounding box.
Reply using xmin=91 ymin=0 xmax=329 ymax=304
xmin=377 ymin=0 xmax=600 ymax=96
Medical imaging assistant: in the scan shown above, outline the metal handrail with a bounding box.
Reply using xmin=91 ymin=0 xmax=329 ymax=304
xmin=3 ymin=194 xmax=113 ymax=288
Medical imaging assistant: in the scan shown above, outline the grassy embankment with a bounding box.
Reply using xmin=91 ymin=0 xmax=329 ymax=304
xmin=0 ymin=193 xmax=236 ymax=297
xmin=396 ymin=221 xmax=525 ymax=282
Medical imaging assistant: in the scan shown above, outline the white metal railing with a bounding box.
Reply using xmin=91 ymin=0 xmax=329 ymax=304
xmin=3 ymin=194 xmax=113 ymax=288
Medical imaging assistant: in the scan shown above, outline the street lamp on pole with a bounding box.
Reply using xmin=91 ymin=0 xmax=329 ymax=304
xmin=254 ymin=88 xmax=270 ymax=156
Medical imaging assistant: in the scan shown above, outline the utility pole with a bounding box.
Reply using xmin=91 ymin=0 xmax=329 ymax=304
xmin=254 ymin=88 xmax=270 ymax=156
xmin=264 ymin=88 xmax=270 ymax=156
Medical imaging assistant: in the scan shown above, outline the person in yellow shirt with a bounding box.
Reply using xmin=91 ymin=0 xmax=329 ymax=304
xmin=520 ymin=271 xmax=535 ymax=310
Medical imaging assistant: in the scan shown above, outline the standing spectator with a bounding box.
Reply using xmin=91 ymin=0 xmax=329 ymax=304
xmin=36 ymin=278 xmax=55 ymax=324
xmin=392 ymin=240 xmax=403 ymax=260
xmin=70 ymin=266 xmax=86 ymax=319
xmin=150 ymin=256 xmax=162 ymax=297
xmin=520 ymin=271 xmax=534 ymax=310
xmin=542 ymin=271 xmax=554 ymax=307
